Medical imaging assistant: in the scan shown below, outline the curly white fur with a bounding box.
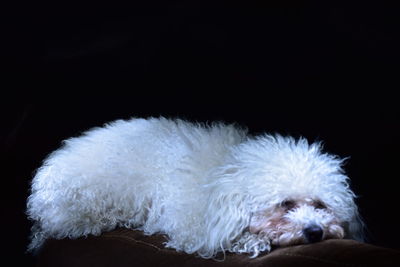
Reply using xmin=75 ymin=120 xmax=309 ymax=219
xmin=27 ymin=117 xmax=364 ymax=258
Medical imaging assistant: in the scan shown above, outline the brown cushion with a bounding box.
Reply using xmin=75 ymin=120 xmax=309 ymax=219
xmin=36 ymin=228 xmax=400 ymax=267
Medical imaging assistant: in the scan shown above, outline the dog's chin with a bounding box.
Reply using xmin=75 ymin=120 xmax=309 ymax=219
xmin=271 ymin=233 xmax=306 ymax=247
xmin=271 ymin=228 xmax=345 ymax=248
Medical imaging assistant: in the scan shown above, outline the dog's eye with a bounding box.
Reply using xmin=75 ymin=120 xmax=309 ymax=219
xmin=281 ymin=200 xmax=296 ymax=210
xmin=314 ymin=201 xmax=326 ymax=209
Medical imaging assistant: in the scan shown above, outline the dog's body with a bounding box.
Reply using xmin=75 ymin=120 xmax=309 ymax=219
xmin=27 ymin=118 xmax=363 ymax=258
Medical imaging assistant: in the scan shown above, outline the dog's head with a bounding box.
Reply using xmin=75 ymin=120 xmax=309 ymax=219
xmin=241 ymin=135 xmax=364 ymax=246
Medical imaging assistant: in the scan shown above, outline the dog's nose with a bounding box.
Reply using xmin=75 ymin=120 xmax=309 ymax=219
xmin=303 ymin=225 xmax=323 ymax=243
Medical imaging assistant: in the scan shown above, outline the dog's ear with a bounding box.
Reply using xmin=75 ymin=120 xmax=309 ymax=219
xmin=197 ymin=169 xmax=251 ymax=258
xmin=346 ymin=206 xmax=366 ymax=242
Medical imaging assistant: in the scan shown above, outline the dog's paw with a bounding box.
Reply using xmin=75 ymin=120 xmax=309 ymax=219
xmin=230 ymin=232 xmax=271 ymax=258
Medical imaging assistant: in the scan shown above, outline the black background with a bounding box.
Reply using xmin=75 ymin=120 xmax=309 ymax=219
xmin=3 ymin=2 xmax=399 ymax=266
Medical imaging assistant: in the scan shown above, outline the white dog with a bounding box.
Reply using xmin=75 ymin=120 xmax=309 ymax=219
xmin=27 ymin=117 xmax=364 ymax=258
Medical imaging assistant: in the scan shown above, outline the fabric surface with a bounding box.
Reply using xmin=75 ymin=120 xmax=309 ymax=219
xmin=36 ymin=228 xmax=400 ymax=267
